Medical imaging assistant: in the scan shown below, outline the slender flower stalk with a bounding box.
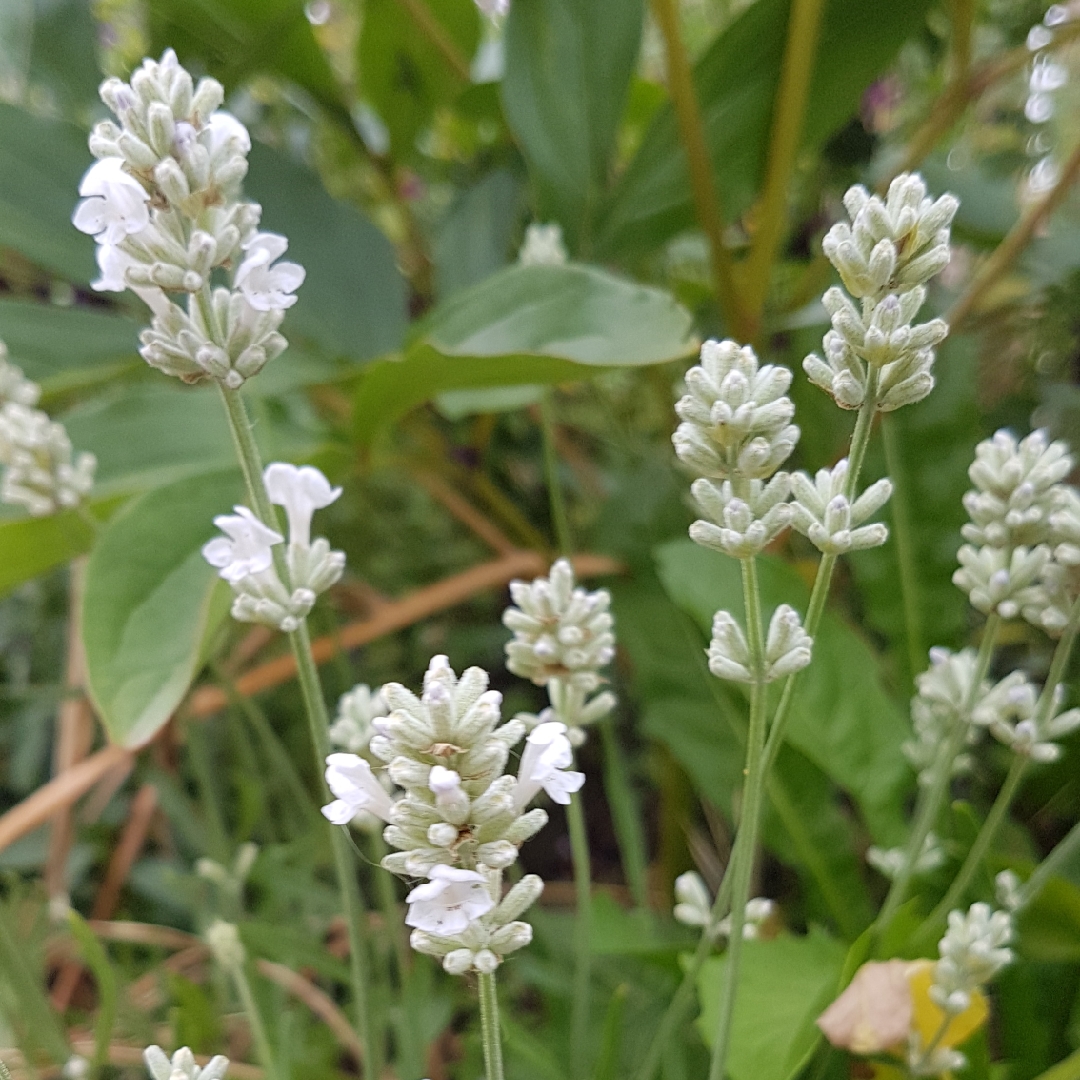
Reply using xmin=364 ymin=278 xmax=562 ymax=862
xmin=876 ymin=616 xmax=1000 ymax=939
xmin=917 ymin=593 xmax=1080 ymax=938
xmin=478 ymin=970 xmax=505 ymax=1080
xmin=707 ymin=557 xmax=768 ymax=1080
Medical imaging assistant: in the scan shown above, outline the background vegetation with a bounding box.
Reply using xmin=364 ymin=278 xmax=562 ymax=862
xmin=1 ymin=0 xmax=1080 ymax=1078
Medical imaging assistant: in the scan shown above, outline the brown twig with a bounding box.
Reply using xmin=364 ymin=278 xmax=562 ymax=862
xmin=891 ymin=21 xmax=1080 ymax=181
xmin=649 ymin=0 xmax=751 ymax=339
xmin=52 ymin=784 xmax=160 ymax=1010
xmin=947 ymin=138 xmax=1080 ymax=329
xmin=187 ymin=552 xmax=623 ymax=717
xmin=412 ymin=471 xmax=519 ymax=555
xmin=46 ymin=558 xmax=95 ymax=903
xmin=86 ymin=921 xmax=363 ymax=1060
xmin=0 ymin=745 xmax=133 ymax=855
xmin=256 ymin=959 xmax=363 ymax=1061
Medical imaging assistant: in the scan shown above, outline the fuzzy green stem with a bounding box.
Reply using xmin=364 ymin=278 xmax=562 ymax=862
xmin=708 ymin=557 xmax=768 ymax=1080
xmin=919 ymin=596 xmax=1080 ymax=937
xmin=231 ymin=962 xmax=278 ymax=1080
xmin=876 ymin=614 xmax=1002 ymax=941
xmin=217 ymin=384 xmax=379 ymax=1077
xmin=478 ymin=971 xmax=505 ymax=1080
xmin=567 ymin=789 xmax=593 ymax=1079
xmin=292 ymin=622 xmax=381 ymax=1078
xmin=881 ymin=414 xmax=926 ymax=686
xmin=634 ymin=870 xmax=735 ymax=1080
xmin=540 ymin=390 xmax=573 ymax=555
xmin=763 ymin=374 xmax=879 ymax=772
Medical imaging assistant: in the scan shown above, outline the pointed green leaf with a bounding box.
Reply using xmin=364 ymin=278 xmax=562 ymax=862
xmin=695 ymin=929 xmax=846 ymax=1080
xmin=0 ymin=103 xmax=95 ymax=282
xmin=502 ymin=0 xmax=644 ymax=246
xmin=82 ymin=468 xmax=242 ymax=748
xmin=353 ymin=263 xmax=697 ymax=443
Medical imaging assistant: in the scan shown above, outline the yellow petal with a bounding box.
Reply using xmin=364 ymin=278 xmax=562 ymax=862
xmin=908 ymin=959 xmax=989 ymax=1049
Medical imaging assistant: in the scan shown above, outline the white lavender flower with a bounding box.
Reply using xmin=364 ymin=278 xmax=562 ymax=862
xmin=504 ymin=559 xmax=615 ymax=690
xmin=512 ymin=721 xmax=585 ymax=810
xmin=0 ymin=402 xmax=96 ymax=517
xmin=953 ymin=543 xmax=1050 ymax=619
xmin=0 ymin=346 xmax=41 ymax=407
xmin=962 ymin=430 xmax=1072 ymax=549
xmin=716 ymin=898 xmax=775 ymax=941
xmin=329 ymin=684 xmax=388 ymax=753
xmin=76 ymin=50 xmax=300 ymax=388
xmin=688 ymin=473 xmax=793 ymax=558
xmin=144 ymin=1046 xmax=229 ymax=1080
xmin=673 ymin=339 xmax=799 ymax=482
xmin=707 ymin=605 xmax=812 ymax=684
xmin=673 ymin=871 xmax=712 ymax=929
xmin=322 ymin=754 xmax=397 ymax=824
xmin=903 ymin=648 xmax=987 ymax=784
xmin=1024 ymin=486 xmax=1080 ymax=636
xmin=405 ymin=864 xmax=495 ymax=934
xmin=202 ymin=462 xmax=344 ymax=632
xmin=789 ymin=459 xmax=892 ymax=555
xmin=867 ymin=832 xmax=946 ymax=879
xmin=986 ymin=684 xmax=1080 ymax=763
xmin=205 ymin=919 xmax=246 ymax=971
xmin=366 ymin=655 xmax=547 ymax=878
xmin=930 ymin=903 xmax=1012 ymax=1015
xmin=995 ymin=870 xmax=1025 ymax=913
xmin=518 ymin=223 xmax=568 ymax=266
xmin=804 ymin=174 xmax=956 ymax=413
xmin=409 ymin=870 xmax=542 ymax=975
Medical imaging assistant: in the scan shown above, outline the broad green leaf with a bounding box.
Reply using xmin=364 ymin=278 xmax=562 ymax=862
xmin=695 ymin=929 xmax=846 ymax=1080
xmin=353 ymin=263 xmax=697 ymax=443
xmin=597 ymin=0 xmax=932 ymax=257
xmin=63 ymin=385 xmax=237 ymax=494
xmin=610 ymin=570 xmax=874 ymax=932
xmin=145 ymin=0 xmax=348 ymax=124
xmin=1018 ymin=879 xmax=1080 ymax=964
xmin=358 ymin=0 xmax=479 ymax=160
xmin=849 ymin=335 xmax=983 ymax=673
xmin=433 ymin=168 xmax=524 ymax=299
xmin=82 ymin=468 xmax=241 ymax=748
xmin=244 ymin=143 xmax=408 ymax=362
xmin=502 ymin=0 xmax=644 ymax=247
xmin=27 ymin=0 xmax=103 ymax=113
xmin=63 ymin=383 xmax=319 ymax=495
xmin=0 ymin=103 xmax=95 ymax=282
xmin=0 ymin=493 xmax=127 ymax=599
xmin=655 ymin=539 xmax=911 ymax=842
xmin=0 ymin=298 xmax=140 ymax=384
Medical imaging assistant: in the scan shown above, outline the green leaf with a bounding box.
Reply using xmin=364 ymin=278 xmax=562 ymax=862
xmin=244 ymin=142 xmax=409 ymax=363
xmin=357 ymin=0 xmax=479 ymax=159
xmin=63 ymin=383 xmax=318 ymax=495
xmin=1018 ymin=879 xmax=1080 ymax=963
xmin=433 ymin=168 xmax=524 ymax=300
xmin=598 ymin=0 xmax=932 ymax=257
xmin=0 ymin=493 xmax=127 ymax=599
xmin=82 ymin=468 xmax=242 ymax=747
xmin=695 ymin=929 xmax=846 ymax=1080
xmin=502 ymin=0 xmax=644 ymax=247
xmin=353 ymin=263 xmax=697 ymax=443
xmin=27 ymin=0 xmax=103 ymax=113
xmin=0 ymin=103 xmax=96 ymax=282
xmin=146 ymin=0 xmax=348 ymax=123
xmin=0 ymin=297 xmax=140 ymax=384
xmin=654 ymin=539 xmax=911 ymax=842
